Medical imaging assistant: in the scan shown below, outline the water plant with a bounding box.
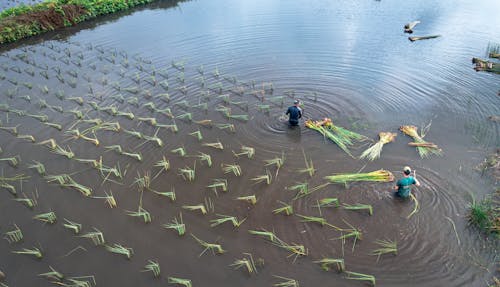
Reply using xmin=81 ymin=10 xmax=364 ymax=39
xmin=80 ymin=228 xmax=105 ymax=246
xmin=313 ymin=258 xmax=345 ymax=272
xmin=13 ymin=194 xmax=37 ymax=209
xmin=123 ymin=151 xmax=143 ymax=161
xmin=153 ymin=156 xmax=170 ymax=179
xmin=142 ymin=260 xmax=161 ymax=278
xmin=344 ymin=271 xmax=376 ymax=286
xmin=189 ymin=130 xmax=203 ymax=141
xmin=248 ymin=229 xmax=277 ymax=242
xmin=191 ymin=234 xmax=225 ymax=256
xmin=168 ymin=277 xmax=192 ymax=287
xmin=203 ymin=141 xmax=224 ymax=150
xmin=0 ymin=156 xmax=19 ymax=167
xmin=233 ymin=146 xmax=255 ymax=158
xmin=360 ymin=132 xmax=397 ymax=161
xmin=210 ymin=214 xmax=246 ymax=228
xmin=371 ymin=239 xmax=397 ymax=261
xmin=12 ymin=247 xmax=42 ymax=259
xmin=105 ymin=243 xmax=133 ymax=259
xmin=231 ymin=253 xmax=258 ymax=275
xmin=171 ymin=147 xmax=187 ymax=157
xmin=273 ymin=275 xmax=299 ymax=287
xmin=273 ymin=201 xmax=294 ymax=215
xmin=163 ymin=213 xmax=185 ymax=236
xmin=207 ymin=179 xmax=228 ymax=195
xmin=236 ymin=195 xmax=257 ymax=205
xmin=297 ymin=150 xmax=315 ymax=177
xmin=196 ymin=152 xmax=212 ymax=167
xmin=216 ymin=123 xmax=235 ymax=132
xmin=63 ymin=218 xmax=82 ymax=234
xmin=325 ymin=169 xmax=394 ymax=184
xmin=4 ymin=224 xmax=23 ymax=243
xmin=222 ymin=164 xmax=242 ymax=176
xmin=288 ymin=182 xmax=310 ymax=200
xmin=251 ymin=170 xmax=272 ymax=185
xmin=33 ymin=211 xmax=57 ymax=224
xmin=38 ymin=266 xmax=64 ymax=282
xmin=178 ymin=164 xmax=196 ymax=181
xmin=343 ymin=203 xmax=373 ymax=216
xmin=182 ymin=204 xmax=207 ymax=215
xmin=126 ymin=207 xmax=152 ymax=223
xmin=400 ymin=125 xmax=442 ymax=158
xmin=264 ymin=152 xmax=285 ymax=177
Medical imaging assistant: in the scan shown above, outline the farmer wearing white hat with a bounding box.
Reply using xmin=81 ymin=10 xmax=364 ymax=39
xmin=393 ymin=166 xmax=420 ymax=198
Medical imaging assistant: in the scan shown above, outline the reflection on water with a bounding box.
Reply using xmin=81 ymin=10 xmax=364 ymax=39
xmin=0 ymin=0 xmax=499 ymax=286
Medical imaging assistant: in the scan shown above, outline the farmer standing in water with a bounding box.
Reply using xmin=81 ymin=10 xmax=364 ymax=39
xmin=393 ymin=166 xmax=420 ymax=198
xmin=286 ymin=100 xmax=302 ymax=126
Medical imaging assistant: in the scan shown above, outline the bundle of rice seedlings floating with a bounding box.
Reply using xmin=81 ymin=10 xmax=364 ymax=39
xmin=313 ymin=258 xmax=345 ymax=272
xmin=66 ymin=129 xmax=99 ymax=146
xmin=297 ymin=151 xmax=315 ymax=177
xmin=126 ymin=207 xmax=152 ymax=223
xmin=0 ymin=156 xmax=19 ymax=167
xmin=168 ymin=277 xmax=192 ymax=287
xmin=143 ymin=102 xmax=157 ymax=112
xmin=371 ymin=239 xmax=397 ymax=261
xmin=17 ymin=134 xmax=36 ymax=143
xmin=9 ymin=108 xmax=26 ymax=116
xmin=13 ymin=194 xmax=37 ymax=209
xmin=158 ymin=122 xmax=179 ymax=133
xmin=176 ymin=113 xmax=192 ymax=122
xmin=163 ymin=213 xmax=185 ymax=236
xmin=105 ymin=145 xmax=123 ymax=154
xmin=210 ymin=214 xmax=246 ymax=228
xmin=296 ymin=214 xmax=329 ymax=226
xmin=63 ymin=218 xmax=82 ymax=234
xmin=0 ymin=125 xmax=19 ymax=136
xmin=233 ymin=146 xmax=255 ymax=159
xmin=63 ymin=177 xmax=92 ymax=197
xmin=0 ymin=182 xmax=17 ymax=195
xmin=264 ymin=152 xmax=285 ymax=177
xmin=207 ymin=179 xmax=228 ymax=195
xmin=231 ymin=253 xmax=258 ymax=275
xmin=191 ymin=234 xmax=225 ymax=256
xmin=153 ymin=156 xmax=170 ymax=179
xmin=288 ymin=182 xmax=310 ymax=200
xmin=80 ymin=228 xmax=105 ymax=246
xmin=222 ymin=164 xmax=242 ymax=176
xmin=138 ymin=117 xmax=157 ymax=127
xmin=38 ymin=139 xmax=74 ymax=159
xmin=343 ymin=203 xmax=373 ymax=216
xmin=116 ymin=111 xmax=135 ymax=120
xmin=122 ymin=151 xmax=143 ymax=161
xmin=236 ymin=195 xmax=257 ymax=205
xmin=194 ymin=119 xmax=213 ymax=127
xmin=360 ymin=132 xmax=396 ymax=161
xmin=333 ymin=226 xmax=362 ymax=251
xmin=324 ymin=169 xmax=394 ymax=185
xmin=142 ymin=130 xmax=163 ymax=147
xmin=27 ymin=113 xmax=49 ymax=122
xmin=38 ymin=266 xmax=64 ymax=282
xmin=178 ymin=164 xmax=196 ymax=181
xmin=203 ymin=141 xmax=224 ymax=150
xmin=273 ymin=275 xmax=299 ymax=287
xmin=215 ymin=105 xmax=231 ymax=117
xmin=344 ymin=271 xmax=376 ymax=286
xmin=12 ymin=247 xmax=42 ymax=259
xmin=248 ymin=228 xmax=278 ymax=242
xmin=33 ymin=211 xmax=57 ymax=224
xmin=171 ymin=147 xmax=187 ymax=157
xmin=193 ymin=102 xmax=208 ymax=111
xmin=142 ymin=260 xmax=161 ymax=278
xmin=195 ymin=152 xmax=212 ymax=168
xmin=123 ymin=129 xmax=143 ymax=139
xmin=273 ymin=201 xmax=293 ymax=215
xmin=4 ymin=224 xmax=23 ymax=243
xmin=216 ymin=123 xmax=235 ymax=132
xmin=228 ymin=113 xmax=249 ymax=122
xmin=400 ymin=125 xmax=442 ymax=158
xmin=20 ymin=95 xmax=31 ymax=102
xmin=0 ymin=174 xmax=29 ymax=182
xmin=182 ymin=204 xmax=207 ymax=215
xmin=68 ymin=97 xmax=84 ymax=106
xmin=189 ymin=130 xmax=203 ymax=141
xmin=105 ymin=243 xmax=133 ymax=259
xmin=44 ymin=122 xmax=62 ymax=130
xmin=92 ymin=191 xmax=117 ymax=208
xmin=251 ymin=170 xmax=272 ymax=185
xmin=314 ymin=198 xmax=340 ymax=208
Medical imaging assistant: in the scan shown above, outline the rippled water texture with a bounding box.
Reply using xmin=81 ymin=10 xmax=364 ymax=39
xmin=0 ymin=0 xmax=499 ymax=286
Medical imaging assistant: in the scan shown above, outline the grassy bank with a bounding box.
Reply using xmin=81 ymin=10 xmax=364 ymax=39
xmin=0 ymin=0 xmax=179 ymax=44
xmin=468 ymin=193 xmax=499 ymax=236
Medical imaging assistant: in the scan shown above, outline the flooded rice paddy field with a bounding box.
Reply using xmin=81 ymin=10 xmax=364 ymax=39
xmin=1 ymin=0 xmax=500 ymax=286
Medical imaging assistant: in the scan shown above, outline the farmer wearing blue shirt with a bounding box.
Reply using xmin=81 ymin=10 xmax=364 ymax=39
xmin=393 ymin=166 xmax=420 ymax=198
xmin=286 ymin=100 xmax=302 ymax=126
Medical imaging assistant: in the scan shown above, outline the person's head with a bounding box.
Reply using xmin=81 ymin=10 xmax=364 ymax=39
xmin=294 ymin=99 xmax=300 ymax=106
xmin=403 ymin=166 xmax=412 ymax=176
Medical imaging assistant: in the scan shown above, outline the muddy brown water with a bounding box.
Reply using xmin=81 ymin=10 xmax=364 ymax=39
xmin=1 ymin=0 xmax=499 ymax=286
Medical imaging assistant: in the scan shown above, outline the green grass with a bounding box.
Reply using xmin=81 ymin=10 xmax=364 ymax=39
xmin=468 ymin=196 xmax=499 ymax=234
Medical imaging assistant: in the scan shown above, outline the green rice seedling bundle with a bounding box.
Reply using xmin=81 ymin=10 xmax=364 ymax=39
xmin=33 ymin=211 xmax=57 ymax=224
xmin=222 ymin=164 xmax=242 ymax=176
xmin=228 ymin=113 xmax=249 ymax=121
xmin=297 ymin=151 xmax=315 ymax=177
xmin=216 ymin=123 xmax=235 ymax=132
xmin=231 ymin=253 xmax=258 ymax=275
xmin=407 ymin=193 xmax=419 ymax=219
xmin=63 ymin=177 xmax=92 ymax=196
xmin=1 ymin=182 xmax=17 ymax=195
xmin=116 ymin=111 xmax=135 ymax=120
xmin=288 ymin=182 xmax=310 ymax=200
xmin=163 ymin=213 xmax=185 ymax=236
xmin=210 ymin=214 xmax=246 ymax=228
xmin=17 ymin=134 xmax=35 ymax=142
xmin=12 ymin=247 xmax=42 ymax=259
xmin=13 ymin=194 xmax=37 ymax=209
xmin=192 ymin=102 xmax=208 ymax=111
xmin=38 ymin=266 xmax=64 ymax=282
xmin=171 ymin=147 xmax=187 ymax=157
xmin=68 ymin=97 xmax=84 ymax=106
xmin=153 ymin=156 xmax=170 ymax=179
xmin=143 ymin=131 xmax=163 ymax=147
xmin=251 ymin=170 xmax=272 ymax=185
xmin=273 ymin=201 xmax=293 ymax=215
xmin=360 ymin=132 xmax=397 ymax=161
xmin=203 ymin=141 xmax=224 ymax=150
xmin=153 ymin=186 xmax=176 ymax=201
xmin=400 ymin=125 xmax=442 ymax=158
xmin=248 ymin=229 xmax=278 ymax=242
xmin=158 ymin=122 xmax=179 ymax=133
xmin=80 ymin=228 xmax=105 ymax=246
xmin=122 ymin=151 xmax=143 ymax=161
xmin=138 ymin=117 xmax=157 ymax=126
xmin=63 ymin=218 xmax=82 ymax=234
xmin=273 ymin=275 xmax=299 ymax=287
xmin=334 ymin=229 xmax=362 ymax=252
xmin=325 ymin=169 xmax=394 ymax=184
xmin=215 ymin=105 xmax=231 ymax=117
xmin=344 ymin=271 xmax=376 ymax=286
xmin=9 ymin=109 xmax=26 ymax=116
xmin=105 ymin=243 xmax=133 ymax=259
xmin=315 ymin=198 xmax=340 ymax=208
xmin=92 ymin=191 xmax=117 ymax=208
xmin=123 ymin=129 xmax=143 ymax=139
xmin=182 ymin=204 xmax=207 ymax=215
xmin=0 ymin=156 xmax=19 ymax=167
xmin=178 ymin=165 xmax=196 ymax=181
xmin=176 ymin=113 xmax=192 ymax=122
xmin=142 ymin=260 xmax=161 ymax=278
xmin=168 ymin=277 xmax=192 ymax=287
xmin=196 ymin=152 xmax=212 ymax=167
xmin=233 ymin=146 xmax=255 ymax=159
xmin=126 ymin=207 xmax=152 ymax=223
xmin=194 ymin=119 xmax=213 ymax=127
xmin=189 ymin=130 xmax=203 ymax=141
xmin=343 ymin=203 xmax=373 ymax=216
xmin=296 ymin=214 xmax=328 ymax=226
xmin=207 ymin=179 xmax=228 ymax=195
xmin=4 ymin=224 xmax=23 ymax=243
xmin=174 ymin=100 xmax=190 ymax=109
xmin=155 ymin=93 xmax=170 ymax=103
xmin=264 ymin=152 xmax=285 ymax=177
xmin=66 ymin=129 xmax=99 ymax=146
xmin=0 ymin=174 xmax=29 ymax=182
xmin=257 ymin=104 xmax=271 ymax=112
xmin=371 ymin=239 xmax=397 ymax=261
xmin=0 ymin=125 xmax=19 ymax=136
xmin=313 ymin=258 xmax=345 ymax=272
xmin=191 ymin=234 xmax=225 ymax=256
xmin=143 ymin=102 xmax=157 ymax=112
xmin=236 ymin=195 xmax=257 ymax=205
xmin=68 ymin=109 xmax=84 ymax=120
